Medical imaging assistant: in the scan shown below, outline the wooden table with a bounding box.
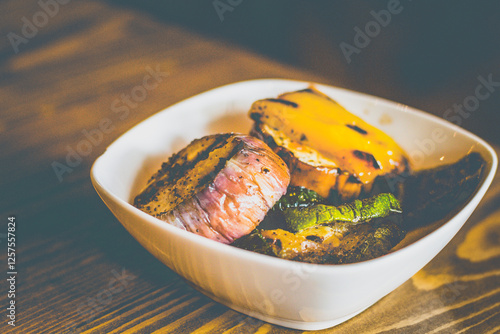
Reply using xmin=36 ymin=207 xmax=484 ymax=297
xmin=1 ymin=1 xmax=499 ymax=333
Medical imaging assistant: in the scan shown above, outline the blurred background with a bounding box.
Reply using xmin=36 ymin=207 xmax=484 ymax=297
xmin=105 ymin=0 xmax=500 ymax=144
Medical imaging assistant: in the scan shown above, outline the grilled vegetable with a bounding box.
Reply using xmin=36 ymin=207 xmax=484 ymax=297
xmin=283 ymin=193 xmax=402 ymax=232
xmin=233 ymin=218 xmax=405 ymax=264
xmin=234 ymin=152 xmax=487 ymax=264
xmin=134 ymin=134 xmax=290 ymax=244
xmin=250 ymin=87 xmax=409 ymax=202
xmin=273 ymin=186 xmax=326 ymax=211
xmin=233 ymin=192 xmax=404 ymax=264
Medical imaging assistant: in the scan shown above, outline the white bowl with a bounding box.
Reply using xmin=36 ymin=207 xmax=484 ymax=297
xmin=91 ymin=79 xmax=497 ymax=330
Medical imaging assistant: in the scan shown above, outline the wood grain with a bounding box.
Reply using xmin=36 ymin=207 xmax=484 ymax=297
xmin=0 ymin=1 xmax=499 ymax=333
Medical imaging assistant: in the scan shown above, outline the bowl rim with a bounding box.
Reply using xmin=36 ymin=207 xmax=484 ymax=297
xmin=91 ymin=78 xmax=498 ymax=273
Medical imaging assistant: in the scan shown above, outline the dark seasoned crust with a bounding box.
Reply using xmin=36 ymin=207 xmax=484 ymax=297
xmin=134 ymin=134 xmax=243 ymax=214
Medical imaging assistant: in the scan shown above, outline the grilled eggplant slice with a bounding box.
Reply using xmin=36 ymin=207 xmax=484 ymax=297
xmin=134 ymin=134 xmax=290 ymax=243
xmin=402 ymin=152 xmax=486 ymax=229
xmin=250 ymin=87 xmax=409 ymax=202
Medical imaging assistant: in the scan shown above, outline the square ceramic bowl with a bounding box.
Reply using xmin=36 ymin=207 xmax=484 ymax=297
xmin=91 ymin=79 xmax=497 ymax=330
